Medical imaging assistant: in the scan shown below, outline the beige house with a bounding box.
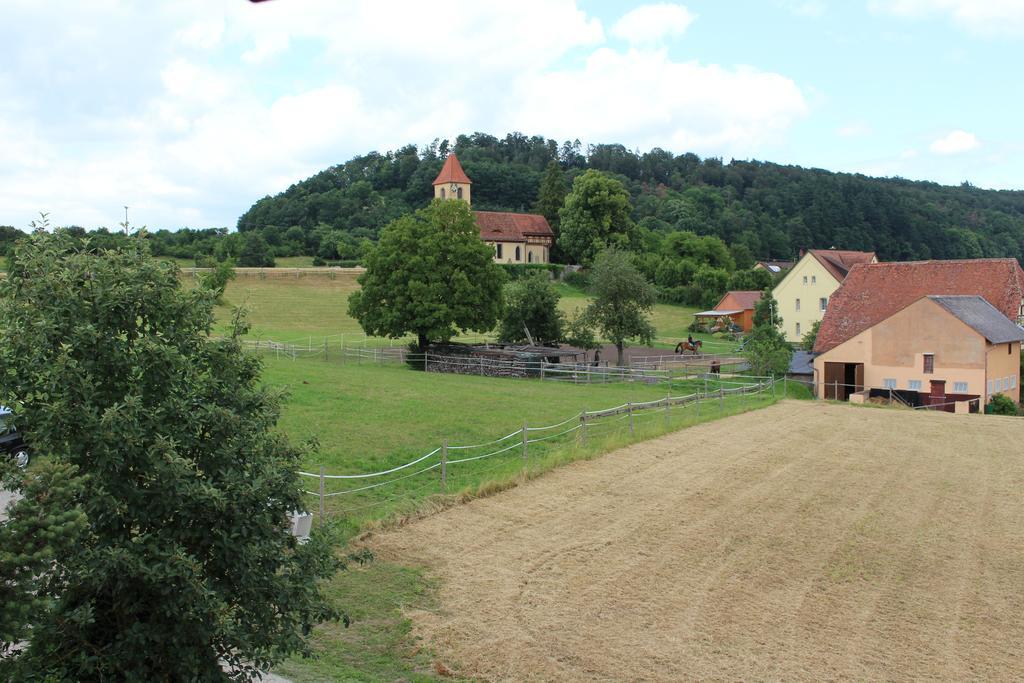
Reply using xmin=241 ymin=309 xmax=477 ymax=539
xmin=813 ymin=295 xmax=1022 ymax=410
xmin=771 ymin=249 xmax=877 ymax=342
xmin=432 ymin=154 xmax=554 ymax=264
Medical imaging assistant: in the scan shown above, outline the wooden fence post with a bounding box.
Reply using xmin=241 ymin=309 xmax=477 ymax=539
xmin=580 ymin=412 xmax=587 ymax=446
xmin=719 ymin=387 xmax=724 ymax=414
xmin=628 ymin=401 xmax=634 ymax=435
xmin=441 ymin=439 xmax=447 ymax=490
xmin=318 ymin=466 xmax=325 ymax=527
xmin=522 ymin=421 xmax=528 ymax=463
xmin=664 ymin=382 xmax=670 ymax=429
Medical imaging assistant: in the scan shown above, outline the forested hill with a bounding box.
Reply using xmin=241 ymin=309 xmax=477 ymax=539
xmin=236 ymin=132 xmax=1024 ymax=264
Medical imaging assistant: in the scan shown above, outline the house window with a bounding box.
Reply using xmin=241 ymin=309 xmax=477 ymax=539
xmin=528 ymin=251 xmax=533 ymax=263
xmin=795 ymin=298 xmax=801 ymax=312
xmin=515 ymin=246 xmax=521 ymax=261
xmin=811 ymin=275 xmax=817 ymax=284
xmin=883 ymin=378 xmax=897 ymax=389
xmin=953 ymin=381 xmax=968 ymax=393
xmin=1012 ymin=376 xmax=1018 ymax=389
xmin=496 ymin=244 xmax=503 ymax=259
xmin=908 ymin=380 xmax=922 ymax=391
xmin=440 ymin=188 xmax=446 ymax=199
xmin=923 ymin=354 xmax=934 ymax=374
xmin=988 ymin=379 xmax=995 ymax=395
xmin=457 ymin=187 xmax=463 ymax=199
xmin=819 ymin=297 xmax=828 ymax=311
xmin=803 ymin=275 xmax=808 ymax=284
xmin=795 ymin=322 xmax=801 ymax=337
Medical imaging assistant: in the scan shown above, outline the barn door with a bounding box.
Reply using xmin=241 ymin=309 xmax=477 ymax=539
xmin=824 ymin=362 xmax=844 ymax=400
xmin=854 ymin=364 xmax=864 ymax=392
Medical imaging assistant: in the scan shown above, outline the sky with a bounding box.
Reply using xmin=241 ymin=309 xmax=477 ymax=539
xmin=1 ymin=0 xmax=1022 ymax=231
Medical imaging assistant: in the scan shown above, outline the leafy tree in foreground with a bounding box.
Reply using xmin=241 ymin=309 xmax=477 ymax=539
xmin=498 ymin=273 xmax=563 ymax=345
xmin=348 ymin=199 xmax=504 ymax=352
xmin=0 ymin=233 xmax=339 ymax=681
xmin=558 ymin=170 xmax=634 ymax=265
xmin=745 ymin=288 xmax=793 ymax=376
xmin=585 ymin=248 xmax=655 ymax=366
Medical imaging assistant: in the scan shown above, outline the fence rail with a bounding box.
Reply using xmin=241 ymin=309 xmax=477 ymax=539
xmin=298 ymin=376 xmax=782 ymax=523
xmin=814 ymin=380 xmax=984 ymax=412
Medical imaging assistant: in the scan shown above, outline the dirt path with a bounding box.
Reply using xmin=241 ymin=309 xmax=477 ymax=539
xmin=372 ymin=401 xmax=1024 ymax=681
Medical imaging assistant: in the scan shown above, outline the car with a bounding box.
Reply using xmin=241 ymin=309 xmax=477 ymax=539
xmin=0 ymin=408 xmax=30 ymax=469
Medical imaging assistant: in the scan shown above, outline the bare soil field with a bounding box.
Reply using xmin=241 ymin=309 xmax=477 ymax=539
xmin=372 ymin=400 xmax=1024 ymax=681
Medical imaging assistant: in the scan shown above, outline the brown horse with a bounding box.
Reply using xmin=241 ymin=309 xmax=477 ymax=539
xmin=674 ymin=340 xmax=703 ymax=355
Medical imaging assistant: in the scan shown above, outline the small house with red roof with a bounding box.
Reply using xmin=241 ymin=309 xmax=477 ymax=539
xmin=432 ymin=154 xmax=554 ymax=264
xmin=771 ymin=248 xmax=878 ymax=342
xmin=692 ymin=290 xmax=762 ymax=332
xmin=811 ymin=259 xmax=1024 ymax=409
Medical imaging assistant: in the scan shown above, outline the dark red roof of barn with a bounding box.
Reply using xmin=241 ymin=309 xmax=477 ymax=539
xmin=716 ymin=291 xmax=762 ymax=310
xmin=814 ymin=258 xmax=1024 ymax=354
xmin=432 ymin=153 xmax=472 ymax=185
xmin=807 ymin=249 xmax=877 ymax=282
xmin=473 ymin=211 xmax=554 ymax=243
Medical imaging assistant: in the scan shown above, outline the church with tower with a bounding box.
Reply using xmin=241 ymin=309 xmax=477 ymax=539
xmin=432 ymin=153 xmax=554 ymax=264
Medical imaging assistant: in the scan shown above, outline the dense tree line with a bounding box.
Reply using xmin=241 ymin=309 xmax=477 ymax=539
xmin=233 ymin=131 xmax=1024 ymax=266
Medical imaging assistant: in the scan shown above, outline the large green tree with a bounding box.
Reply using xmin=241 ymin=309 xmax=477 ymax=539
xmin=0 ymin=233 xmax=339 ymax=680
xmin=558 ymin=170 xmax=634 ymax=265
xmin=533 ymin=161 xmax=568 ymax=262
xmin=348 ymin=199 xmax=504 ymax=351
xmin=745 ymin=288 xmax=793 ymax=376
xmin=585 ymin=248 xmax=656 ymax=366
xmin=497 ymin=273 xmax=563 ymax=345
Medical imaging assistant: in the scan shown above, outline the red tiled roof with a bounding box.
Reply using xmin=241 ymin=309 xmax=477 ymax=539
xmin=808 ymin=249 xmax=877 ymax=282
xmin=474 ymin=211 xmax=554 ymax=243
xmin=814 ymin=258 xmax=1024 ymax=353
xmin=432 ymin=153 xmax=472 ymax=185
xmin=717 ymin=290 xmax=762 ymax=311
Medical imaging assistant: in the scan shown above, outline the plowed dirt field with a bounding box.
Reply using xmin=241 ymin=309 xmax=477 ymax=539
xmin=373 ymin=401 xmax=1024 ymax=681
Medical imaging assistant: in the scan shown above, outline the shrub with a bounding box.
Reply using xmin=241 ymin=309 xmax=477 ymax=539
xmin=498 ymin=263 xmax=563 ymax=281
xmin=562 ymin=269 xmax=589 ymax=289
xmin=986 ymin=394 xmax=1018 ymax=416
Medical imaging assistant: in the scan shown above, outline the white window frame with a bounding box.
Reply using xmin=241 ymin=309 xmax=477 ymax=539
xmin=953 ymin=381 xmax=968 ymax=393
xmin=908 ymin=380 xmax=922 ymax=391
xmin=802 ymin=275 xmax=808 ymax=284
xmin=795 ymin=298 xmax=801 ymax=312
xmin=988 ymin=379 xmax=995 ymax=395
xmin=795 ymin=322 xmax=801 ymax=337
xmin=883 ymin=378 xmax=897 ymax=389
xmin=1012 ymin=376 xmax=1018 ymax=390
xmin=811 ymin=275 xmax=816 ymax=284
xmin=819 ymin=297 xmax=828 ymax=311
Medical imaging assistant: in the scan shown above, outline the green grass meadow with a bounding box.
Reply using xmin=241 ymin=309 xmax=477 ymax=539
xmin=261 ymin=354 xmax=801 ymax=682
xmin=181 ymin=274 xmax=785 ymax=681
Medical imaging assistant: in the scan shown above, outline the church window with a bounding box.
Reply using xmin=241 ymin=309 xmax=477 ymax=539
xmin=515 ymin=246 xmax=521 ymax=261
xmin=528 ymin=251 xmax=533 ymax=263
xmin=457 ymin=187 xmax=463 ymax=199
xmin=496 ymin=244 xmax=503 ymax=259
xmin=440 ymin=188 xmax=446 ymax=199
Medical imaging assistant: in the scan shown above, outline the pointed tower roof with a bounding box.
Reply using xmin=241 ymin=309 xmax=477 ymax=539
xmin=432 ymin=153 xmax=472 ymax=185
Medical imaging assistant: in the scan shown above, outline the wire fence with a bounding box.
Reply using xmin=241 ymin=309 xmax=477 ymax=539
xmin=242 ymin=336 xmax=749 ymax=383
xmin=297 ymin=376 xmax=783 ymax=525
xmin=813 ymin=380 xmax=985 ymax=413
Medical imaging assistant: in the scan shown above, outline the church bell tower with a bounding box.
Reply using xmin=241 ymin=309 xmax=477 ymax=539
xmin=432 ymin=153 xmax=472 ymax=205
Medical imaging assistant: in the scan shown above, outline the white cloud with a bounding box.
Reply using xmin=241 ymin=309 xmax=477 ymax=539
xmin=0 ymin=0 xmax=812 ymax=230
xmin=929 ymin=129 xmax=979 ymax=154
xmin=869 ymin=0 xmax=1024 ymax=36
xmin=509 ymin=49 xmax=807 ymax=154
xmin=611 ymin=4 xmax=696 ymax=44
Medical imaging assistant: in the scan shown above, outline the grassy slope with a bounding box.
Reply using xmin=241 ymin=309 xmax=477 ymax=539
xmin=206 ymin=274 xmax=706 ymax=346
xmin=263 ymin=355 xmax=804 ymax=681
